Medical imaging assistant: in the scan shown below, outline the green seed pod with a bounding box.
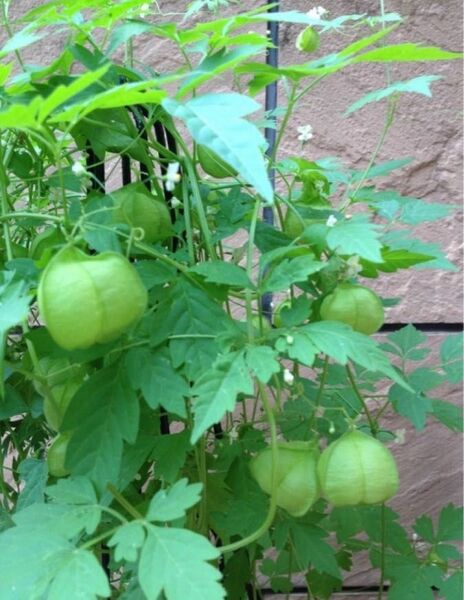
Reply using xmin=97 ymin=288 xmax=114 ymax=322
xmin=250 ymin=441 xmax=320 ymax=517
xmin=296 ymin=27 xmax=320 ymax=53
xmin=197 ymin=145 xmax=238 ymax=178
xmin=320 ymin=283 xmax=384 ymax=335
xmin=113 ymin=192 xmax=172 ymax=243
xmin=47 ymin=432 xmax=72 ymax=478
xmin=38 ymin=246 xmax=148 ymax=350
xmin=317 ymin=430 xmax=399 ymax=506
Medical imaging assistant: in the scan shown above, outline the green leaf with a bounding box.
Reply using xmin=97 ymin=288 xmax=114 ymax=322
xmin=0 ymin=24 xmax=44 ymax=57
xmin=382 ymin=325 xmax=430 ymax=362
xmin=106 ymin=20 xmax=154 ymax=55
xmin=303 ymin=322 xmax=409 ymax=388
xmin=136 ymin=260 xmax=177 ymax=289
xmin=46 ymin=548 xmax=111 ymax=600
xmin=353 ymin=43 xmax=463 ymax=64
xmin=180 ymin=46 xmax=266 ymax=96
xmin=147 ymin=479 xmax=202 ymax=522
xmin=16 ymin=458 xmax=48 ymax=511
xmin=108 ymin=521 xmax=146 ymax=563
xmin=290 ymin=523 xmax=340 ymax=578
xmin=189 ymin=262 xmax=254 ymax=288
xmin=0 ymin=271 xmax=31 ymax=341
xmin=431 ymin=399 xmax=463 ymax=432
xmin=139 ymin=524 xmax=224 ymax=600
xmin=438 ymin=571 xmax=463 ymax=600
xmin=382 ymin=232 xmax=459 ymax=271
xmin=163 ymin=93 xmax=272 ymax=202
xmin=191 ymin=350 xmax=253 ymax=443
xmin=0 ymin=527 xmax=72 ymax=598
xmin=360 ymin=248 xmax=435 ymax=277
xmin=413 ymin=515 xmax=435 ymax=543
xmin=61 ymin=365 xmax=139 ymax=493
xmin=126 ymin=347 xmax=189 ymax=418
xmin=346 ymin=75 xmax=442 ymax=113
xmin=275 ymin=331 xmax=318 ymax=367
xmin=261 ymin=256 xmax=325 ymax=293
xmin=151 ymin=280 xmax=232 ymax=379
xmin=385 ymin=554 xmax=442 ymax=600
xmin=151 ymin=431 xmax=192 ymax=483
xmin=327 ymin=215 xmax=383 ymax=262
xmin=389 ymin=384 xmax=432 ymax=429
xmin=440 ymin=335 xmax=463 ymax=384
xmin=245 ymin=345 xmax=280 ymax=383
xmin=351 ymin=158 xmax=413 ymax=182
xmin=436 ymin=504 xmax=463 ymax=542
xmin=14 ymin=500 xmax=100 ymax=538
xmin=46 ymin=476 xmax=97 ymax=506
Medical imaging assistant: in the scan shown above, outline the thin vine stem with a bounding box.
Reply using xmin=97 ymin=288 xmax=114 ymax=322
xmin=345 ymin=364 xmax=377 ymax=435
xmin=378 ymin=502 xmax=387 ymax=600
xmin=218 ymin=381 xmax=278 ymax=554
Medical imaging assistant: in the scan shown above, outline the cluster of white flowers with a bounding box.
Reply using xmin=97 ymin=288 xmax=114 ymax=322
xmin=297 ymin=124 xmax=313 ymax=143
xmin=307 ymin=6 xmax=328 ymax=21
xmin=166 ymin=162 xmax=181 ymax=191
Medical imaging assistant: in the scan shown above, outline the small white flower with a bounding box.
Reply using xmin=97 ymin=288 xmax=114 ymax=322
xmin=326 ymin=214 xmax=337 ymax=227
xmin=229 ymin=426 xmax=239 ymax=441
xmin=307 ymin=6 xmax=328 ymax=21
xmin=140 ymin=2 xmax=150 ymax=17
xmin=166 ymin=162 xmax=181 ymax=191
xmin=328 ymin=422 xmax=336 ymax=434
xmin=170 ymin=196 xmax=182 ymax=209
xmin=71 ymin=161 xmax=87 ymax=177
xmin=394 ymin=428 xmax=406 ymax=444
xmin=286 ymin=335 xmax=294 ymax=345
xmin=345 ymin=255 xmax=362 ymax=278
xmin=283 ymin=368 xmax=294 ymax=385
xmin=297 ymin=124 xmax=313 ymax=143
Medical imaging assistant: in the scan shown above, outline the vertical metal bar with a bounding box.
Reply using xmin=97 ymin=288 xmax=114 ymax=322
xmin=261 ymin=2 xmax=279 ymax=321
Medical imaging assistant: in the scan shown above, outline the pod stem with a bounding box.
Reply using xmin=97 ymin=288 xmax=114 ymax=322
xmin=346 ymin=364 xmax=377 ymax=435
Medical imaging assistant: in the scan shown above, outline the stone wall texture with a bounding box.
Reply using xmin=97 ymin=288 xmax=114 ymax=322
xmin=4 ymin=0 xmax=464 ymax=595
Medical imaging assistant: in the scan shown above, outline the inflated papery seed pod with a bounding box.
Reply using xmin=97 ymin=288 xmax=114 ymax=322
xmin=320 ymin=283 xmax=385 ymax=335
xmin=250 ymin=441 xmax=320 ymax=517
xmin=38 ymin=246 xmax=147 ymax=350
xmin=47 ymin=432 xmax=72 ymax=478
xmin=113 ymin=190 xmax=172 ymax=243
xmin=317 ymin=429 xmax=399 ymax=506
xmin=197 ymin=145 xmax=238 ymax=178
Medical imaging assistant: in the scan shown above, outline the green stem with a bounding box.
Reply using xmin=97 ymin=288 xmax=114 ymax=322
xmin=80 ymin=525 xmax=121 ymax=551
xmin=0 ymin=0 xmax=25 ymax=70
xmin=341 ymin=99 xmax=396 ymax=209
xmin=107 ymin=484 xmax=144 ymax=520
xmin=378 ymin=502 xmax=386 ymax=600
xmin=0 ymin=211 xmax=63 ymax=224
xmin=181 ymin=173 xmax=196 ymax=265
xmin=245 ymin=198 xmax=262 ymax=342
xmin=219 ymin=382 xmax=278 ymax=554
xmin=0 ymin=147 xmax=13 ymax=261
xmin=345 ymin=364 xmax=377 ymax=435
